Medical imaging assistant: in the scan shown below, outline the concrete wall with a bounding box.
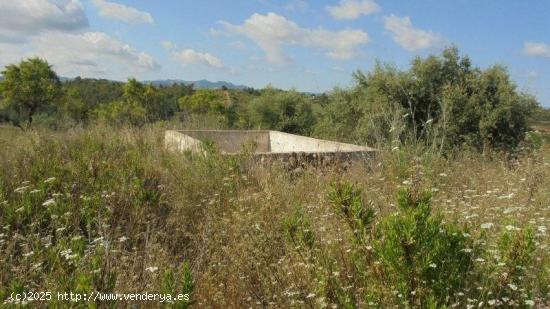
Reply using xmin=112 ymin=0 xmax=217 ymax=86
xmin=165 ymin=130 xmax=203 ymax=152
xmin=269 ymin=131 xmax=374 ymax=153
xmin=165 ymin=130 xmax=377 ymax=156
xmin=166 ymin=130 xmax=270 ymax=153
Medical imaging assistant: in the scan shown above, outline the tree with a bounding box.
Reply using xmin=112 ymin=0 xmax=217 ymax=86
xmin=0 ymin=58 xmax=61 ymax=129
xmin=246 ymin=88 xmax=316 ymax=135
xmin=351 ymin=47 xmax=538 ymax=152
xmin=93 ymin=100 xmax=147 ymax=127
xmin=179 ymin=89 xmax=226 ymax=114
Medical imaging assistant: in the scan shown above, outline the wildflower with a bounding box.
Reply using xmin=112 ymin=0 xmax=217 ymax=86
xmin=119 ymin=236 xmax=128 ymax=242
xmin=537 ymin=226 xmax=546 ymax=233
xmin=306 ymin=293 xmax=315 ymax=298
xmin=475 ymin=258 xmax=485 ymax=263
xmin=15 ymin=207 xmax=24 ymax=213
xmin=439 ymin=173 xmax=448 ymax=177
xmin=30 ymin=189 xmax=41 ymax=194
xmin=56 ymin=227 xmax=66 ymax=233
xmin=481 ymin=222 xmax=493 ymax=229
xmin=145 ymin=266 xmax=158 ymax=273
xmin=23 ymin=251 xmax=34 ymax=257
xmin=14 ymin=186 xmax=30 ymax=193
xmin=488 ymin=300 xmax=496 ymax=306
xmin=429 ymin=263 xmax=437 ymax=268
xmin=505 ymin=225 xmax=519 ymax=231
xmin=525 ymin=300 xmax=534 ymax=306
xmin=42 ymin=199 xmax=55 ymax=207
xmin=507 ymin=283 xmax=518 ymax=291
xmin=44 ymin=177 xmax=56 ymax=183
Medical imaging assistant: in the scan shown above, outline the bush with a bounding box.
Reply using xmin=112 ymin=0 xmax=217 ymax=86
xmin=92 ymin=100 xmax=147 ymax=127
xmin=246 ymin=88 xmax=316 ymax=135
xmin=375 ymin=188 xmax=478 ymax=306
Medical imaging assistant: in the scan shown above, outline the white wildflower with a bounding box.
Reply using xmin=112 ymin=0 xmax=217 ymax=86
xmin=42 ymin=199 xmax=56 ymax=207
xmin=481 ymin=223 xmax=493 ymax=229
xmin=306 ymin=293 xmax=315 ymax=298
xmin=507 ymin=283 xmax=518 ymax=291
xmin=145 ymin=266 xmax=158 ymax=273
xmin=14 ymin=186 xmax=30 ymax=193
xmin=525 ymin=300 xmax=534 ymax=306
xmin=44 ymin=177 xmax=56 ymax=183
xmin=429 ymin=263 xmax=437 ymax=268
xmin=119 ymin=236 xmax=128 ymax=242
xmin=23 ymin=251 xmax=34 ymax=257
xmin=505 ymin=225 xmax=519 ymax=231
xmin=30 ymin=189 xmax=41 ymax=194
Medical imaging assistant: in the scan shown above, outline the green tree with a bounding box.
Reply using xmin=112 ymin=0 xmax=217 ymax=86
xmin=347 ymin=46 xmax=538 ymax=152
xmin=246 ymin=88 xmax=316 ymax=135
xmin=93 ymin=100 xmax=147 ymax=127
xmin=179 ymin=89 xmax=226 ymax=114
xmin=0 ymin=58 xmax=61 ymax=129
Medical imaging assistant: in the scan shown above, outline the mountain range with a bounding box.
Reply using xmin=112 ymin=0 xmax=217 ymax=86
xmin=0 ymin=75 xmax=250 ymax=90
xmin=144 ymin=79 xmax=249 ymax=89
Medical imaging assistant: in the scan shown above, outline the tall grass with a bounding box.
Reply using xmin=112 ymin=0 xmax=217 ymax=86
xmin=0 ymin=125 xmax=549 ymax=307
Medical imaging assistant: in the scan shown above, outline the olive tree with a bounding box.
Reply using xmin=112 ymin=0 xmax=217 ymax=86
xmin=0 ymin=58 xmax=61 ymax=129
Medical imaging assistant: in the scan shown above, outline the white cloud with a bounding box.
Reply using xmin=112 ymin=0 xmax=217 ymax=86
xmin=92 ymin=0 xmax=153 ymax=24
xmin=384 ymin=14 xmax=442 ymax=51
xmin=326 ymin=0 xmax=380 ymax=20
xmin=172 ymin=49 xmax=225 ymax=69
xmin=229 ymin=41 xmax=247 ymax=49
xmin=161 ymin=40 xmax=175 ymax=50
xmin=0 ymin=0 xmax=88 ymax=42
xmin=524 ymin=42 xmax=550 ymax=58
xmin=0 ymin=31 xmax=159 ymax=77
xmin=284 ymin=0 xmax=308 ymax=11
xmin=219 ymin=12 xmax=370 ymax=64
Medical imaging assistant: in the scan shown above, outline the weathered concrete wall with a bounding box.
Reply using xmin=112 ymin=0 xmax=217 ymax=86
xmin=165 ymin=130 xmax=377 ymax=160
xmin=165 ymin=130 xmax=203 ymax=152
xmin=269 ymin=131 xmax=374 ymax=153
xmin=166 ymin=130 xmax=270 ymax=153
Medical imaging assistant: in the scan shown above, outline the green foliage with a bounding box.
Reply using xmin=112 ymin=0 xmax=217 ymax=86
xmin=93 ymin=99 xmax=147 ymax=127
xmin=161 ymin=262 xmax=194 ymax=308
xmin=490 ymin=228 xmax=537 ymax=300
xmin=327 ymin=181 xmax=375 ymax=239
xmin=375 ymin=188 xmax=478 ymax=306
xmin=179 ymin=89 xmax=225 ymax=114
xmin=354 ymin=47 xmax=538 ymax=152
xmin=246 ymin=88 xmax=316 ymax=135
xmin=282 ymin=208 xmax=315 ymax=249
xmin=0 ymin=58 xmax=61 ymax=129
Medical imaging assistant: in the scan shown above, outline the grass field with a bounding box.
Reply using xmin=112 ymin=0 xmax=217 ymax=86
xmin=0 ymin=124 xmax=549 ymax=307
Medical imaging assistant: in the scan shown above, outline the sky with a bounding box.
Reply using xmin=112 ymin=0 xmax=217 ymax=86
xmin=0 ymin=0 xmax=549 ymax=106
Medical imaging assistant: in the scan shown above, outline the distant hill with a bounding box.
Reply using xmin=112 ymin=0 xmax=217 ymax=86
xmin=145 ymin=79 xmax=249 ymax=90
xmin=0 ymin=75 xmax=250 ymax=90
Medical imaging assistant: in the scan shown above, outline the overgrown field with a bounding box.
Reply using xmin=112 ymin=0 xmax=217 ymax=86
xmin=1 ymin=125 xmax=549 ymax=307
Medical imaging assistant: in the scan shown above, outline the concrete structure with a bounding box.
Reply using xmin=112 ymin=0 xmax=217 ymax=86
xmin=165 ymin=130 xmax=376 ymax=164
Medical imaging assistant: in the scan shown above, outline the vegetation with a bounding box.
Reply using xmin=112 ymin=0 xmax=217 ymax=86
xmin=0 ymin=58 xmax=61 ymax=129
xmin=1 ymin=48 xmax=550 ymax=306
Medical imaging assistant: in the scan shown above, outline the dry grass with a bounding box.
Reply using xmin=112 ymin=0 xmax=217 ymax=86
xmin=0 ymin=124 xmax=549 ymax=307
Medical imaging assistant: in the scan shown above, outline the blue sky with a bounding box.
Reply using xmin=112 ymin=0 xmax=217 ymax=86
xmin=0 ymin=0 xmax=549 ymax=106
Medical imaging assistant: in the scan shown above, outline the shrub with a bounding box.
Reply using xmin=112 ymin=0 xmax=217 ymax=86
xmin=374 ymin=188 xmax=478 ymax=307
